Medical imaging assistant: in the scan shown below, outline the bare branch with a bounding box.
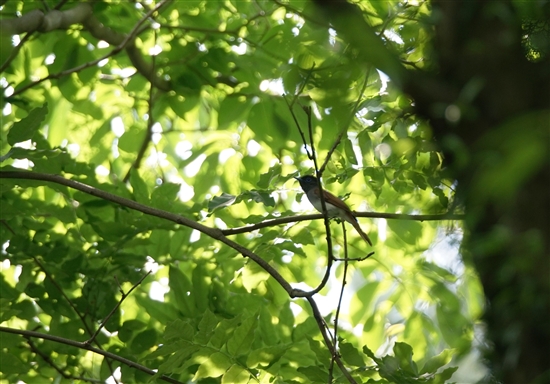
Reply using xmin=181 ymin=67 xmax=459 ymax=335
xmin=306 ymin=297 xmax=358 ymax=384
xmin=221 ymin=211 xmax=464 ymax=236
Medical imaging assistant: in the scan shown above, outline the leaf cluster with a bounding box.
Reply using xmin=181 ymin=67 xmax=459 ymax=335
xmin=0 ymin=1 xmax=483 ymax=383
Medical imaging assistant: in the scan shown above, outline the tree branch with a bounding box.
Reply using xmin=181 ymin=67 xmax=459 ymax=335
xmin=0 ymin=4 xmax=91 ymax=34
xmin=0 ymin=169 xmax=368 ymax=380
xmin=25 ymin=337 xmax=103 ymax=383
xmin=221 ymin=211 xmax=464 ymax=236
xmin=306 ymin=296 xmax=358 ymax=384
xmin=0 ymin=326 xmax=183 ymax=384
xmin=0 ymin=170 xmax=303 ymax=298
xmin=328 ymin=222 xmax=350 ymax=382
xmin=8 ymin=0 xmax=171 ymax=97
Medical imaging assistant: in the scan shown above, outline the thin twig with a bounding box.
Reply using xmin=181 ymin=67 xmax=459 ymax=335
xmin=0 ymin=32 xmax=35 ymax=74
xmin=334 ymin=252 xmax=374 ymax=262
xmin=284 ymin=95 xmax=313 ymax=160
xmin=1 ymin=220 xmax=16 ymax=235
xmin=85 ymin=271 xmax=152 ymax=345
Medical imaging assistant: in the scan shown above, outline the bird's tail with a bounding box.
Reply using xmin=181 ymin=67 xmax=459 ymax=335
xmin=351 ymin=219 xmax=372 ymax=246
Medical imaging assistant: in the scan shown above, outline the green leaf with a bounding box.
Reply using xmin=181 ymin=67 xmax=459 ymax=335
xmin=308 ymin=338 xmax=331 ymax=368
xmin=436 ymin=302 xmax=471 ymax=351
xmin=241 ymin=261 xmax=270 ymax=292
xmin=175 ymin=69 xmax=203 ymax=94
xmin=246 ymin=344 xmax=289 ymax=368
xmin=0 ymin=351 xmax=27 ymax=375
xmin=433 ymin=187 xmax=449 ymax=208
xmin=218 ymin=96 xmax=250 ymax=130
xmin=192 ymin=263 xmax=211 ymax=313
xmin=149 ymin=340 xmax=201 ymax=374
xmin=7 ymin=104 xmax=48 ymax=145
xmin=297 ymin=366 xmax=329 ymax=382
xmin=362 ymin=345 xmax=380 ymax=363
xmin=164 ymin=318 xmax=196 ymax=341
xmin=130 ymin=328 xmax=157 ymax=353
xmin=227 ymin=314 xmax=258 ymax=356
xmin=151 ymin=182 xmax=181 ymax=210
xmin=409 ymin=172 xmax=428 ymax=190
xmin=420 ymin=349 xmax=454 ymax=374
xmin=339 ymin=339 xmax=365 ymax=367
xmin=393 ymin=342 xmax=418 ymax=375
xmin=222 ymin=364 xmax=250 ymax=383
xmin=168 ymin=266 xmax=196 ymax=317
xmin=257 ymin=163 xmax=282 ymax=189
xmin=387 ymin=220 xmax=422 ymax=245
xmin=193 ymin=352 xmax=232 ymax=380
xmin=244 ymin=190 xmax=275 ymax=207
xmin=210 ymin=316 xmax=242 ymax=349
xmin=247 ymin=102 xmax=275 ymax=143
xmin=118 ymin=127 xmax=146 ymax=153
xmin=119 ymin=319 xmax=147 ymax=342
xmin=292 ymin=228 xmax=315 ymax=245
xmin=434 ymin=366 xmax=459 ymax=384
xmin=195 ymin=309 xmax=220 ymax=344
xmin=208 ymin=193 xmax=237 ymax=212
xmin=129 ymin=169 xmax=150 ymax=204
xmin=344 ymin=137 xmax=358 ymax=165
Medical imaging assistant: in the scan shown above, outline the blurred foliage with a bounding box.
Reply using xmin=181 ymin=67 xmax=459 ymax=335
xmin=0 ymin=0 xmax=500 ymax=383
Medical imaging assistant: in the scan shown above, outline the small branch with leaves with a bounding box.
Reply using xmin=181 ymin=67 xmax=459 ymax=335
xmin=0 ymin=168 xmax=463 ymax=383
xmin=5 ymin=1 xmax=171 ymax=97
xmin=0 ymin=326 xmax=184 ymax=384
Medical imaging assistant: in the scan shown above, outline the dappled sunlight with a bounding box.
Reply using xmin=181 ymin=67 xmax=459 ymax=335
xmin=5 ymin=0 xmax=543 ymax=382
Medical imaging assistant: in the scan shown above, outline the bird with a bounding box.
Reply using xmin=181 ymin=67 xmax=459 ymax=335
xmin=295 ymin=175 xmax=372 ymax=246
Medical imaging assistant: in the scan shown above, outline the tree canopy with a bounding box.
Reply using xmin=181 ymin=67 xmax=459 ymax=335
xmin=1 ymin=1 xmax=548 ymax=384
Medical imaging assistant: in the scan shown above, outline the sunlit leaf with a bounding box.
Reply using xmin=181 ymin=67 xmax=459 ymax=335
xmin=7 ymin=104 xmax=48 ymax=145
